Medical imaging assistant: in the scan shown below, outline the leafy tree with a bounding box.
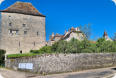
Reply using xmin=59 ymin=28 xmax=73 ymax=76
xmin=112 ymin=33 xmax=116 ymax=41
xmin=66 ymin=38 xmax=81 ymax=53
xmin=31 ymin=37 xmax=116 ymax=54
xmin=79 ymin=24 xmax=91 ymax=39
xmin=52 ymin=40 xmax=68 ymax=53
xmin=96 ymin=38 xmax=116 ymax=52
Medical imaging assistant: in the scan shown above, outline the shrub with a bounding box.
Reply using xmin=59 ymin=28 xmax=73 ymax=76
xmin=0 ymin=49 xmax=6 ymax=66
xmin=38 ymin=46 xmax=52 ymax=53
xmin=30 ymin=50 xmax=39 ymax=54
xmin=81 ymin=49 xmax=93 ymax=53
xmin=7 ymin=53 xmax=38 ymax=58
xmin=52 ymin=40 xmax=68 ymax=53
xmin=30 ymin=46 xmax=52 ymax=54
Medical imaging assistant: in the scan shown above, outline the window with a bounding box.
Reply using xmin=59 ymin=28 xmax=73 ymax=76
xmin=16 ymin=30 xmax=19 ymax=35
xmin=9 ymin=29 xmax=19 ymax=35
xmin=23 ymin=24 xmax=26 ymax=27
xmin=9 ymin=29 xmax=12 ymax=34
xmin=33 ymin=42 xmax=35 ymax=46
xmin=20 ymin=50 xmax=22 ymax=54
xmin=19 ymin=42 xmax=20 ymax=47
xmin=9 ymin=23 xmax=12 ymax=26
xmin=37 ymin=32 xmax=39 ymax=36
xmin=24 ymin=31 xmax=27 ymax=35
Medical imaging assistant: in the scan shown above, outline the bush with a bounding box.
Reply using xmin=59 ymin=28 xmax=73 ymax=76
xmin=30 ymin=50 xmax=39 ymax=54
xmin=7 ymin=53 xmax=38 ymax=58
xmin=52 ymin=40 xmax=68 ymax=53
xmin=96 ymin=38 xmax=116 ymax=52
xmin=81 ymin=49 xmax=93 ymax=53
xmin=30 ymin=46 xmax=52 ymax=54
xmin=38 ymin=46 xmax=52 ymax=53
xmin=0 ymin=49 xmax=6 ymax=66
xmin=51 ymin=38 xmax=93 ymax=53
xmin=7 ymin=37 xmax=116 ymax=58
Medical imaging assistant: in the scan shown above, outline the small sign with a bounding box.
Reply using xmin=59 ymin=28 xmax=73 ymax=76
xmin=18 ymin=63 xmax=33 ymax=70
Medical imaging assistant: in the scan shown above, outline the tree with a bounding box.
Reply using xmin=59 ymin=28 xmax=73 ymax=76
xmin=96 ymin=38 xmax=115 ymax=52
xmin=66 ymin=38 xmax=81 ymax=53
xmin=52 ymin=40 xmax=68 ymax=53
xmin=79 ymin=24 xmax=91 ymax=39
xmin=112 ymin=33 xmax=116 ymax=41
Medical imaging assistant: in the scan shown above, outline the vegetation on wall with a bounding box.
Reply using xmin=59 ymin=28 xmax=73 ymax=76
xmin=31 ymin=38 xmax=116 ymax=54
xmin=7 ymin=38 xmax=116 ymax=58
xmin=7 ymin=53 xmax=38 ymax=58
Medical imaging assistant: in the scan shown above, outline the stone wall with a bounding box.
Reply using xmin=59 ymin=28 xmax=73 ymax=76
xmin=0 ymin=12 xmax=46 ymax=54
xmin=5 ymin=53 xmax=116 ymax=74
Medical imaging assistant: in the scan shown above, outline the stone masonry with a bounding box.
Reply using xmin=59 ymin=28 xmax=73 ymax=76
xmin=5 ymin=53 xmax=116 ymax=74
xmin=0 ymin=2 xmax=46 ymax=54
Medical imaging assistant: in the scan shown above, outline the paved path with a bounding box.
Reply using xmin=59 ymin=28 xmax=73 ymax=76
xmin=1 ymin=67 xmax=116 ymax=78
xmin=0 ymin=73 xmax=4 ymax=78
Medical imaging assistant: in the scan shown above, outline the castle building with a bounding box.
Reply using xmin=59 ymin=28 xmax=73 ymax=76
xmin=47 ymin=27 xmax=86 ymax=46
xmin=103 ymin=31 xmax=112 ymax=41
xmin=0 ymin=2 xmax=46 ymax=54
xmin=62 ymin=27 xmax=85 ymax=41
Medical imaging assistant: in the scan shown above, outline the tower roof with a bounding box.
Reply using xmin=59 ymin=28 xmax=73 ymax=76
xmin=0 ymin=2 xmax=45 ymax=17
xmin=103 ymin=31 xmax=108 ymax=37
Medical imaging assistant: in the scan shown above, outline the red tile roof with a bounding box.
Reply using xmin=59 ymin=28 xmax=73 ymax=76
xmin=0 ymin=2 xmax=45 ymax=17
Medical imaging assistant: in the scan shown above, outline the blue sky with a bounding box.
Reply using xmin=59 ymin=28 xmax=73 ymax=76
xmin=0 ymin=0 xmax=116 ymax=40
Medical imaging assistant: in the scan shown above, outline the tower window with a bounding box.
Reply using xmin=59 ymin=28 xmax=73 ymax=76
xmin=37 ymin=32 xmax=39 ymax=36
xmin=16 ymin=30 xmax=19 ymax=35
xmin=9 ymin=29 xmax=19 ymax=35
xmin=20 ymin=50 xmax=22 ymax=54
xmin=24 ymin=31 xmax=27 ymax=35
xmin=9 ymin=29 xmax=12 ymax=34
xmin=34 ymin=42 xmax=35 ymax=46
xmin=19 ymin=41 xmax=20 ymax=47
xmin=23 ymin=24 xmax=26 ymax=27
xmin=9 ymin=23 xmax=12 ymax=26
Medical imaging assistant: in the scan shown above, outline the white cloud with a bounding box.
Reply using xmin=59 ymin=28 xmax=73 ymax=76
xmin=112 ymin=0 xmax=116 ymax=5
xmin=0 ymin=0 xmax=4 ymax=5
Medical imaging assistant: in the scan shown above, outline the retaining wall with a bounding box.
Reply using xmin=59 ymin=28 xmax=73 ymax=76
xmin=5 ymin=53 xmax=116 ymax=74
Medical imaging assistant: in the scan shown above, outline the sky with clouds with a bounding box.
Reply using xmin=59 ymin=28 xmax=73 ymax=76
xmin=0 ymin=0 xmax=116 ymax=40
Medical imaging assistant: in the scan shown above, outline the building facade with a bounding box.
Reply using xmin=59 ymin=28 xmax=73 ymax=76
xmin=47 ymin=27 xmax=86 ymax=46
xmin=0 ymin=2 xmax=46 ymax=54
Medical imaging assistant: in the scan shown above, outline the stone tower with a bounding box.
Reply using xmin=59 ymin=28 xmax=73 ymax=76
xmin=0 ymin=2 xmax=46 ymax=54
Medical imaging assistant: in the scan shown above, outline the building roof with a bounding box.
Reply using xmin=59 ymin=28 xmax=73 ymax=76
xmin=0 ymin=2 xmax=45 ymax=17
xmin=50 ymin=33 xmax=64 ymax=41
xmin=55 ymin=33 xmax=63 ymax=37
xmin=103 ymin=31 xmax=108 ymax=37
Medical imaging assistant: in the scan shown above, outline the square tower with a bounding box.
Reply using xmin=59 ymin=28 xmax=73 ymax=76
xmin=0 ymin=2 xmax=46 ymax=54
